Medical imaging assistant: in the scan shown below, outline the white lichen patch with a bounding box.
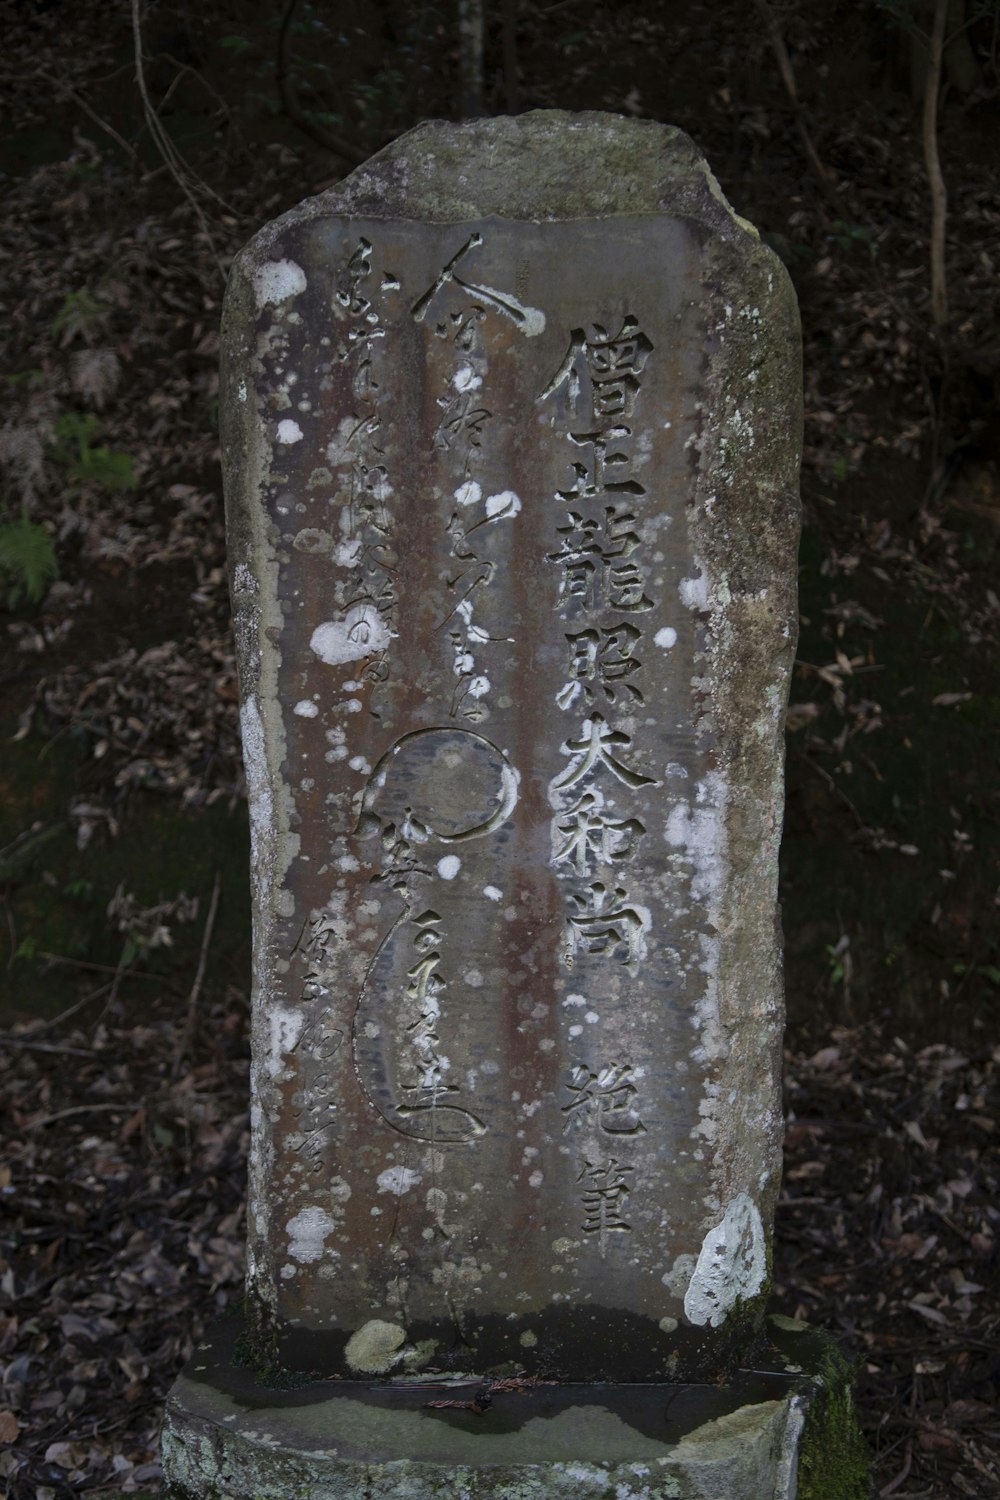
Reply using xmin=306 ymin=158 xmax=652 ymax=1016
xmin=684 ymin=1193 xmax=767 ymax=1328
xmin=310 ymin=606 xmax=392 ymax=665
xmin=665 ymin=772 xmax=728 ymax=906
xmin=483 ymin=885 xmax=502 ymax=901
xmin=276 ymin=418 xmax=303 ymax=445
xmin=293 ymin=527 xmax=333 ymax=555
xmin=285 ymin=1205 xmax=336 ymax=1265
xmin=343 ymin=1319 xmax=406 ymax=1374
xmin=678 ymin=567 xmax=709 ymax=612
xmin=240 ymin=698 xmax=273 ymax=875
xmin=376 ymin=1165 xmax=422 ymax=1196
xmin=293 ymin=699 xmax=318 ymax=718
xmin=661 ymin=1252 xmax=696 ymax=1297
xmin=654 ymin=626 xmax=677 ymax=648
xmin=266 ymin=1005 xmax=303 ymax=1079
xmin=453 ymin=364 xmax=482 ymax=392
xmin=252 ymin=258 xmax=307 ymax=309
xmin=437 ymin=855 xmax=461 ymax=880
xmin=485 ymin=489 xmax=521 ymax=519
xmin=454 ymin=479 xmax=482 ymax=507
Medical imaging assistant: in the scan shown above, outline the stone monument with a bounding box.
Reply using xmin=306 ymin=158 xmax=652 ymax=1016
xmin=163 ymin=113 xmax=869 ymax=1500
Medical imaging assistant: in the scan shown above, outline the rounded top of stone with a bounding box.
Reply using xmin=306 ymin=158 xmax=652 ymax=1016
xmin=247 ymin=111 xmax=759 ymax=247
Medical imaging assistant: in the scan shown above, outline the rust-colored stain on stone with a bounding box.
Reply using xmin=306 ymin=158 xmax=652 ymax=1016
xmin=222 ymin=114 xmax=801 ymax=1381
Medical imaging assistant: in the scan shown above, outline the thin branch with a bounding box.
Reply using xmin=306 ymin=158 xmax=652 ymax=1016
xmin=458 ymin=0 xmax=485 ymax=118
xmin=33 ymin=69 xmax=138 ymax=161
xmin=793 ymin=750 xmax=870 ymax=834
xmin=37 ymin=951 xmax=164 ymax=981
xmin=172 ymin=869 xmax=222 ymax=1076
xmin=23 ymin=1102 xmax=138 ymax=1131
xmin=752 ymin=0 xmax=840 ymax=205
xmin=502 ymin=0 xmax=520 ymax=114
xmin=0 ymin=1036 xmax=97 ymax=1058
xmin=14 ymin=984 xmax=109 ymax=1036
xmin=130 ymin=0 xmax=227 ymax=280
xmin=924 ymin=0 xmax=950 ymax=335
xmin=277 ymin=0 xmax=366 ymax=164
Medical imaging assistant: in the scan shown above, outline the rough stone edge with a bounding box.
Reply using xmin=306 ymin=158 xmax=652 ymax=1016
xmin=684 ymin=183 xmax=802 ymax=1323
xmin=230 ymin=111 xmax=760 ymax=248
xmin=220 ymin=248 xmax=292 ymax=1320
xmin=161 ymin=1389 xmax=795 ymax=1500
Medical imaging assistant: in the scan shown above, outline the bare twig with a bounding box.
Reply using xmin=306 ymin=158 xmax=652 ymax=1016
xmin=458 ymin=0 xmax=485 ymax=118
xmin=15 ymin=984 xmax=110 ymax=1035
xmin=130 ymin=0 xmax=227 ymax=278
xmin=98 ymin=942 xmax=131 ymax=1024
xmin=924 ymin=0 xmax=950 ymax=335
xmin=172 ymin=869 xmax=222 ymax=1077
xmin=3 ymin=897 xmax=15 ymax=972
xmin=752 ymin=0 xmax=839 ymax=205
xmin=502 ymin=0 xmax=520 ymax=114
xmin=879 ymin=1379 xmax=919 ymax=1496
xmin=277 ymin=0 xmax=366 ymax=164
xmin=0 ymin=1036 xmax=97 ymax=1058
xmin=37 ymin=951 xmax=163 ymax=981
xmin=33 ymin=69 xmax=138 ymax=161
xmin=23 ymin=1102 xmax=138 ymax=1131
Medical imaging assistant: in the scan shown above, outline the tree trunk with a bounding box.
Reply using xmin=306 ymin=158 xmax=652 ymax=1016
xmin=502 ymin=0 xmax=520 ymax=114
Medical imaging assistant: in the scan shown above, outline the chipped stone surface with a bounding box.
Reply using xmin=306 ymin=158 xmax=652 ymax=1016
xmin=221 ymin=112 xmax=800 ymax=1382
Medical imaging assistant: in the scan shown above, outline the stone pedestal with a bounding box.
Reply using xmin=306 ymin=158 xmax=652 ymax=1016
xmin=162 ymin=1314 xmax=870 ymax=1500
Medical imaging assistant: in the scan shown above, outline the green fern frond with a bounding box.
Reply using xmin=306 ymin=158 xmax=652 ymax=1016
xmin=0 ymin=510 xmax=59 ymax=608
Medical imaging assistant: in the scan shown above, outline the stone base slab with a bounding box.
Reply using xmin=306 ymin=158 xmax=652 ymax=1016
xmin=161 ymin=1314 xmax=868 ymax=1500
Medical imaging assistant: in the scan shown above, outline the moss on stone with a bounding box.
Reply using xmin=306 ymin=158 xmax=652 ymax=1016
xmin=796 ymin=1340 xmax=873 ymax=1500
xmin=233 ymin=1314 xmax=310 ymax=1391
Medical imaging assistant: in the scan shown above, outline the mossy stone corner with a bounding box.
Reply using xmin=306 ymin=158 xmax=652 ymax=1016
xmin=768 ymin=1318 xmax=873 ymax=1500
xmin=161 ymin=1312 xmax=871 ymax=1499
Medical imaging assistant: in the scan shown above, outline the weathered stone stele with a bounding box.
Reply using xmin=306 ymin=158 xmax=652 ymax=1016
xmin=163 ymin=111 xmax=878 ymax=1500
xmin=222 ymin=111 xmax=801 ymax=1387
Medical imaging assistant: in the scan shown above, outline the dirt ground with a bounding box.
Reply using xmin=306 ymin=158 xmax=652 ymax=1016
xmin=0 ymin=1 xmax=997 ymax=1495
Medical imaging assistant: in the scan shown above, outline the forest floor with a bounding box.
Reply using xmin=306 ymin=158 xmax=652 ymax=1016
xmin=0 ymin=0 xmax=998 ymax=1495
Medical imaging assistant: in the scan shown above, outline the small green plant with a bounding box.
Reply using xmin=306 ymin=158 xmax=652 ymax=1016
xmin=50 ymin=411 xmax=136 ymax=491
xmin=0 ymin=822 xmax=64 ymax=881
xmin=953 ymin=962 xmax=1000 ymax=986
xmin=0 ymin=509 xmax=58 ymax=608
xmin=51 ymin=290 xmax=109 ymax=346
xmin=830 ymin=220 xmax=876 ymax=257
xmin=2 ymin=369 xmax=45 ymax=392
